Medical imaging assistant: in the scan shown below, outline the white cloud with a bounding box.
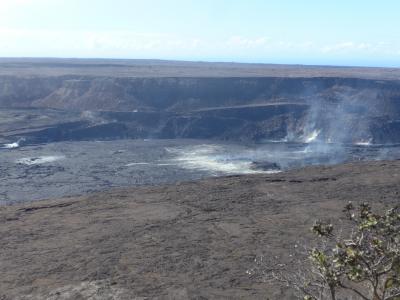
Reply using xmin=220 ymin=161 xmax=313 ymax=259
xmin=0 ymin=27 xmax=398 ymax=62
xmin=320 ymin=41 xmax=399 ymax=55
xmin=227 ymin=36 xmax=270 ymax=49
xmin=0 ymin=28 xmax=210 ymax=57
xmin=82 ymin=31 xmax=206 ymax=52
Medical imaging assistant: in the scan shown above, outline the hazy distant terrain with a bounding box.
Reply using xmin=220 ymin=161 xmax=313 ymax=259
xmin=1 ymin=58 xmax=400 ymax=79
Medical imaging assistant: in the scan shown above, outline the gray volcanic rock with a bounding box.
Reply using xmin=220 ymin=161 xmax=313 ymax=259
xmin=1 ymin=160 xmax=400 ymax=299
xmin=1 ymin=76 xmax=400 ymax=114
xmin=250 ymin=161 xmax=281 ymax=171
xmin=1 ymin=59 xmax=400 ymax=144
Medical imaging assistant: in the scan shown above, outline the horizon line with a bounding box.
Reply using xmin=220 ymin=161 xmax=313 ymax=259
xmin=0 ymin=56 xmax=399 ymax=69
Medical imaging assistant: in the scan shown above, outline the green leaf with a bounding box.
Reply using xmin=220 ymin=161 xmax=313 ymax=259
xmin=385 ymin=278 xmax=394 ymax=289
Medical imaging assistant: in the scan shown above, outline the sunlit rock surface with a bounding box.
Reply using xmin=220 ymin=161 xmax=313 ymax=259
xmin=1 ymin=160 xmax=400 ymax=299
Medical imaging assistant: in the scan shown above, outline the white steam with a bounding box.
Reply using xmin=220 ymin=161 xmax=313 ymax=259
xmin=125 ymin=162 xmax=150 ymax=166
xmin=2 ymin=138 xmax=25 ymax=149
xmin=3 ymin=142 xmax=20 ymax=149
xmin=166 ymin=145 xmax=280 ymax=175
xmin=354 ymin=139 xmax=372 ymax=146
xmin=303 ymin=129 xmax=321 ymax=143
xmin=16 ymin=155 xmax=65 ymax=165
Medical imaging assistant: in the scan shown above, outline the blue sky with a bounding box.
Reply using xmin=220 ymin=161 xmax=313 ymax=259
xmin=0 ymin=0 xmax=399 ymax=66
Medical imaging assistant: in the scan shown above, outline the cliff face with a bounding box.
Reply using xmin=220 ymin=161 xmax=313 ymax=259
xmin=1 ymin=74 xmax=400 ymax=144
xmin=1 ymin=76 xmax=399 ymax=112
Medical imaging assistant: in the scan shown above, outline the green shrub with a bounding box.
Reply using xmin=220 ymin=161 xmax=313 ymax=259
xmin=269 ymin=203 xmax=400 ymax=299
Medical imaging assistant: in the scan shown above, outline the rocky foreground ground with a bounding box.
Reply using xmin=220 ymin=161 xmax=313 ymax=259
xmin=1 ymin=160 xmax=400 ymax=299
